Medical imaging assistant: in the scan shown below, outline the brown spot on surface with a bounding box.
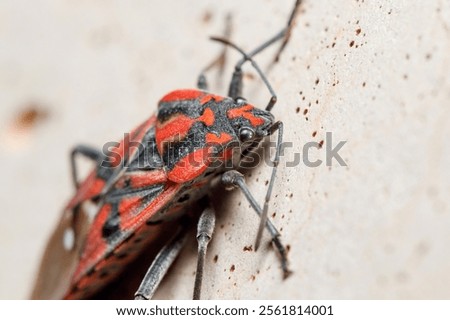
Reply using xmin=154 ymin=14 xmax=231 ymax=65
xmin=202 ymin=10 xmax=212 ymax=23
xmin=230 ymin=265 xmax=235 ymax=272
xmin=318 ymin=140 xmax=324 ymax=148
xmin=12 ymin=105 xmax=48 ymax=131
xmin=312 ymin=131 xmax=317 ymax=137
xmin=243 ymin=245 xmax=253 ymax=252
xmin=356 ymin=28 xmax=362 ymax=35
xmin=349 ymin=40 xmax=355 ymax=47
xmin=213 ymin=255 xmax=218 ymax=263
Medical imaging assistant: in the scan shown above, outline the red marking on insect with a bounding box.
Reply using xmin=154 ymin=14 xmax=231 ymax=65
xmin=227 ymin=104 xmax=264 ymax=126
xmin=119 ymin=197 xmax=142 ymax=216
xmin=160 ymin=89 xmax=203 ymax=103
xmin=205 ymin=132 xmax=232 ymax=145
xmin=200 ymin=94 xmax=224 ymax=105
xmin=119 ymin=182 xmax=182 ymax=233
xmin=72 ymin=204 xmax=111 ymax=282
xmin=66 ymin=174 xmax=105 ymax=209
xmin=167 ymin=147 xmax=212 ymax=183
xmin=129 ymin=171 xmax=167 ymax=189
xmin=198 ymin=107 xmax=215 ymax=126
xmin=66 ymin=179 xmax=184 ymax=299
xmin=156 ymin=114 xmax=194 ymax=153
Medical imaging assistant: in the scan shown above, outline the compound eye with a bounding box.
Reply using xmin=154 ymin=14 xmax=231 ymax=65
xmin=235 ymin=97 xmax=247 ymax=104
xmin=239 ymin=127 xmax=255 ymax=141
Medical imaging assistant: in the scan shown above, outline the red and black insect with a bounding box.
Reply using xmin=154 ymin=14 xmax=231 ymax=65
xmin=32 ymin=1 xmax=301 ymax=300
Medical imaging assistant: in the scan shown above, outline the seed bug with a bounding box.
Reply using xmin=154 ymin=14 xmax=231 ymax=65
xmin=31 ymin=1 xmax=302 ymax=300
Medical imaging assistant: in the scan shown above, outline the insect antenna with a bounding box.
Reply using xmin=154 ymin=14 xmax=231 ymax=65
xmin=210 ymin=36 xmax=278 ymax=111
xmin=213 ymin=0 xmax=301 ymax=110
xmin=273 ymin=0 xmax=302 ymax=62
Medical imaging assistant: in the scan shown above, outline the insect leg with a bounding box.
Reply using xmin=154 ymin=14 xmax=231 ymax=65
xmin=134 ymin=222 xmax=190 ymax=300
xmin=255 ymin=121 xmax=284 ymax=251
xmin=221 ymin=170 xmax=291 ymax=278
xmin=193 ymin=204 xmax=216 ymax=300
xmin=70 ymin=145 xmax=103 ymax=189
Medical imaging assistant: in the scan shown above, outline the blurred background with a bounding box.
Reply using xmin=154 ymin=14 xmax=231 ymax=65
xmin=1 ymin=0 xmax=449 ymax=299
